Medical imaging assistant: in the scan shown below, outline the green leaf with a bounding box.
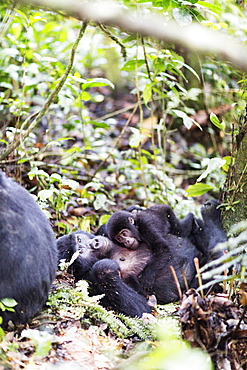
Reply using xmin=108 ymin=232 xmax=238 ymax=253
xmin=28 ymin=169 xmax=50 ymax=180
xmin=143 ymin=83 xmax=153 ymax=105
xmin=210 ymin=112 xmax=225 ymax=131
xmin=186 ymin=183 xmax=214 ymax=197
xmin=173 ymin=109 xmax=197 ymax=129
xmin=82 ymin=78 xmax=114 ymax=90
xmin=99 ymin=214 xmax=111 ymax=225
xmin=38 ymin=189 xmax=55 ymax=200
xmin=1 ymin=298 xmax=17 ymax=308
xmin=12 ymin=23 xmax=22 ymax=39
xmin=94 ymin=193 xmax=107 ymax=210
xmin=50 ymin=173 xmax=62 ymax=182
xmin=197 ymin=1 xmax=221 ymax=14
xmin=173 ymin=8 xmax=192 ymax=27
xmin=121 ymin=59 xmax=145 ymax=71
xmin=197 ymin=158 xmax=226 ymax=182
xmin=129 ymin=127 xmax=143 ymax=148
xmin=91 ymin=121 xmax=110 ymax=129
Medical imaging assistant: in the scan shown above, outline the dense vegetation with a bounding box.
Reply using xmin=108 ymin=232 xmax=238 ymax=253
xmin=0 ymin=0 xmax=247 ymax=368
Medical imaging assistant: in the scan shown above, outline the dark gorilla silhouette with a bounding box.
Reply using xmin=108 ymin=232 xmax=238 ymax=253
xmin=0 ymin=171 xmax=57 ymax=329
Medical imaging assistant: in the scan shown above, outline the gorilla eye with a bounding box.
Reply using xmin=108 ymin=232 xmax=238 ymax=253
xmin=128 ymin=217 xmax=135 ymax=225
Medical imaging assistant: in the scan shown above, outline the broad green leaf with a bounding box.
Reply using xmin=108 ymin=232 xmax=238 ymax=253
xmin=222 ymin=156 xmax=232 ymax=172
xmin=186 ymin=183 xmax=214 ymax=197
xmin=1 ymin=298 xmax=17 ymax=308
xmin=30 ymin=15 xmax=47 ymax=25
xmin=91 ymin=121 xmax=110 ymax=129
xmin=197 ymin=158 xmax=226 ymax=182
xmin=15 ymin=9 xmax=28 ymax=22
xmin=99 ymin=214 xmax=111 ymax=225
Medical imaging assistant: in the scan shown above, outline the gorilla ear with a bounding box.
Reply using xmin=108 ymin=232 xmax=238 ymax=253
xmin=128 ymin=217 xmax=135 ymax=225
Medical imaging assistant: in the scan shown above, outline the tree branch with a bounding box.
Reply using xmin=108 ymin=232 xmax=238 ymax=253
xmin=16 ymin=0 xmax=247 ymax=71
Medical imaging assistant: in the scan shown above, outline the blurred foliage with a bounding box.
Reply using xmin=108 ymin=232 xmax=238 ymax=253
xmin=0 ymin=0 xmax=246 ymax=232
xmin=0 ymin=0 xmax=247 ymax=367
xmin=200 ymin=220 xmax=247 ymax=291
xmin=116 ymin=316 xmax=213 ymax=370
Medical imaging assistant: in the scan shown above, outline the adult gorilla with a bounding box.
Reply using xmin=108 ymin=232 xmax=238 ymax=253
xmin=0 ymin=171 xmax=57 ymax=329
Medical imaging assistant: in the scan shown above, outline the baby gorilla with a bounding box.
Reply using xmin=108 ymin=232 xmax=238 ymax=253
xmin=57 ymin=231 xmax=151 ymax=317
xmin=99 ymin=202 xmax=226 ymax=304
xmin=90 ymin=259 xmax=152 ymax=317
xmin=0 ymin=171 xmax=57 ymax=329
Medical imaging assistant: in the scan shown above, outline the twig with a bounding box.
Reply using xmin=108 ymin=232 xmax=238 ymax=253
xmin=182 ymin=270 xmax=189 ymax=291
xmin=98 ymin=23 xmax=127 ymax=60
xmin=170 ymin=265 xmax=182 ymax=300
xmin=0 ymin=21 xmax=88 ymax=161
xmin=194 ymin=257 xmax=204 ymax=298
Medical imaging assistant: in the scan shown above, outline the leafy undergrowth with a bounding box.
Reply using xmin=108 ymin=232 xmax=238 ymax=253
xmin=0 ymin=271 xmax=215 ymax=370
xmin=0 ymin=272 xmax=167 ymax=369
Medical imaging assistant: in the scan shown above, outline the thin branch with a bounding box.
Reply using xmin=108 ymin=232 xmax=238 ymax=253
xmin=0 ymin=21 xmax=88 ymax=161
xmin=98 ymin=23 xmax=127 ymax=60
xmin=16 ymin=0 xmax=247 ymax=72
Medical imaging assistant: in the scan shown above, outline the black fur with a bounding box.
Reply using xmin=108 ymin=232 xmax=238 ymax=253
xmin=57 ymin=201 xmax=226 ymax=317
xmin=0 ymin=171 xmax=57 ymax=329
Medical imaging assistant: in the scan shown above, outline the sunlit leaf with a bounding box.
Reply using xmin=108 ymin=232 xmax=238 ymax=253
xmin=121 ymin=59 xmax=145 ymax=71
xmin=94 ymin=193 xmax=107 ymax=210
xmin=38 ymin=189 xmax=54 ymax=200
xmin=210 ymin=112 xmax=225 ymax=131
xmin=186 ymin=183 xmax=214 ymax=197
xmin=143 ymin=83 xmax=153 ymax=105
xmin=1 ymin=298 xmax=17 ymax=308
xmin=82 ymin=78 xmax=114 ymax=89
xmin=173 ymin=109 xmax=198 ymax=129
xmin=129 ymin=127 xmax=143 ymax=148
xmin=197 ymin=157 xmax=226 ymax=182
xmin=197 ymin=1 xmax=221 ymax=14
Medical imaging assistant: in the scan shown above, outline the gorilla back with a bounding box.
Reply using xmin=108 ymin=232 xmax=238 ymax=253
xmin=0 ymin=172 xmax=57 ymax=329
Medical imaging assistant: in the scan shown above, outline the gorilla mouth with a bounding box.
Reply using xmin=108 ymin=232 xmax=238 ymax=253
xmin=127 ymin=240 xmax=138 ymax=250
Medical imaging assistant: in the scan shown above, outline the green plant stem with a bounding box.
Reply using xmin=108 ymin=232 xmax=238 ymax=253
xmin=0 ymin=21 xmax=88 ymax=161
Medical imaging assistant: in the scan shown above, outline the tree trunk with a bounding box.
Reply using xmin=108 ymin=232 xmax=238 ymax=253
xmin=222 ymin=105 xmax=247 ymax=231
